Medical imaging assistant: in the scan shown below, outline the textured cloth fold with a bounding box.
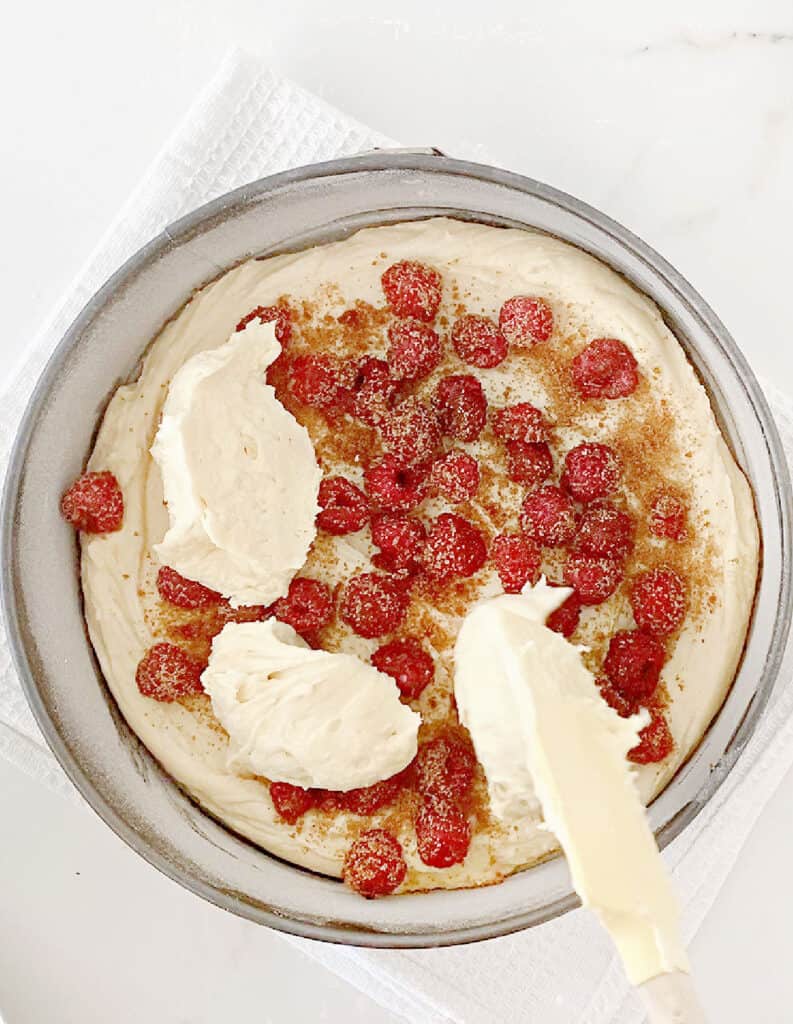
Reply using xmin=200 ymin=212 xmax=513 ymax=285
xmin=2 ymin=49 xmax=791 ymax=1024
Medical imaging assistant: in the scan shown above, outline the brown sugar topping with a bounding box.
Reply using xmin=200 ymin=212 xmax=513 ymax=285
xmin=138 ymin=254 xmax=720 ymax=892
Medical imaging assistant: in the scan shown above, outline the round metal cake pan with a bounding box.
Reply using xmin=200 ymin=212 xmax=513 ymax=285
xmin=2 ymin=151 xmax=791 ymax=947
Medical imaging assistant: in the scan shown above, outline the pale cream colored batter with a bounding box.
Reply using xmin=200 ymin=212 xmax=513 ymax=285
xmin=80 ymin=218 xmax=759 ymax=890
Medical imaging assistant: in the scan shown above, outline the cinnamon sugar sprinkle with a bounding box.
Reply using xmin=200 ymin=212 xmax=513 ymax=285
xmin=143 ymin=271 xmax=717 ymax=871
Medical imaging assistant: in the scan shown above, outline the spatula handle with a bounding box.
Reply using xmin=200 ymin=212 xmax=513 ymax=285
xmin=638 ymin=972 xmax=707 ymax=1023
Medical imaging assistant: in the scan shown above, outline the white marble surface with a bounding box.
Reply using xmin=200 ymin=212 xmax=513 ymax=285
xmin=2 ymin=1 xmax=793 ymax=1021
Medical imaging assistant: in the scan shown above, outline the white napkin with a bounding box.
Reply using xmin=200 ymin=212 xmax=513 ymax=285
xmin=2 ymin=49 xmax=792 ymax=1024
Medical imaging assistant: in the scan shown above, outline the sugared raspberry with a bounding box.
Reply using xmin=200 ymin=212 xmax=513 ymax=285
xmin=563 ymin=553 xmax=623 ymax=605
xmin=491 ymin=533 xmax=541 ymax=593
xmin=135 ymin=643 xmax=204 ymax=702
xmin=499 ymin=296 xmax=554 ymax=346
xmin=379 ymin=397 xmax=441 ymax=466
xmin=364 ymin=457 xmax=426 ymax=513
xmin=317 ymin=477 xmax=370 ymax=535
xmin=387 ymin=319 xmax=442 ymax=381
xmin=371 ymin=513 xmax=427 ymax=574
xmin=272 ymin=577 xmax=334 ymax=637
xmin=218 ymin=601 xmax=269 ymax=625
xmin=372 ymin=638 xmax=435 ymax=700
xmin=415 ymin=799 xmax=471 ymax=868
xmin=573 ymin=503 xmax=634 ymax=560
xmin=596 ymin=677 xmax=636 ymax=719
xmin=338 ymin=773 xmax=407 ymax=815
xmin=423 ymin=513 xmax=487 ymax=581
xmin=628 ymin=708 xmax=674 ymax=764
xmin=546 ymin=590 xmax=582 ymax=637
xmin=235 ymin=303 xmax=292 ymax=346
xmin=562 ymin=443 xmax=621 ymax=503
xmin=451 ymin=314 xmax=508 ymax=368
xmin=432 ymin=375 xmax=487 ymax=442
xmin=649 ymin=492 xmax=688 ymax=542
xmin=343 ymin=829 xmax=407 ymax=897
xmin=430 ymin=450 xmax=480 ymax=504
xmin=156 ymin=566 xmax=222 ymax=609
xmin=630 ymin=567 xmax=687 ymax=636
xmin=61 ymin=471 xmax=124 ymax=533
xmin=571 ymin=338 xmax=639 ymax=400
xmin=381 ymin=260 xmax=442 ymax=322
xmin=506 ymin=441 xmax=554 ymax=487
xmin=520 ymin=486 xmax=577 ymax=547
xmin=270 ymin=782 xmax=316 ymax=824
xmin=415 ymin=732 xmax=477 ymax=803
xmin=289 ymin=354 xmax=347 ymax=410
xmin=338 ymin=306 xmax=366 ymax=329
xmin=492 ymin=402 xmax=549 ymax=444
xmin=340 ymin=573 xmax=409 ymax=638
xmin=346 ymin=356 xmax=400 ymax=426
xmin=604 ymin=630 xmax=666 ymax=700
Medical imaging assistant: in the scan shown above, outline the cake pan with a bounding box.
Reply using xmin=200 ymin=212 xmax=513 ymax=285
xmin=2 ymin=151 xmax=791 ymax=946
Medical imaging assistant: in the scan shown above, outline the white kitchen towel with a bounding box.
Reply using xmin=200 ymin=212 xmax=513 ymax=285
xmin=1 ymin=48 xmax=791 ymax=1024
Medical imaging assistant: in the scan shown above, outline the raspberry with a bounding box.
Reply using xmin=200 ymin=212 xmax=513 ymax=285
xmin=571 ymin=338 xmax=639 ymax=399
xmin=340 ymin=573 xmax=410 ymax=638
xmin=347 ymin=356 xmax=400 ymax=426
xmin=270 ymin=782 xmax=316 ymax=824
xmin=415 ymin=732 xmax=477 ymax=803
xmin=430 ymin=450 xmax=480 ymax=503
xmin=562 ymin=443 xmax=621 ymax=503
xmin=372 ymin=638 xmax=434 ymax=700
xmin=499 ymin=296 xmax=554 ymax=346
xmin=338 ymin=306 xmax=366 ymax=329
xmin=563 ymin=553 xmax=623 ymax=605
xmin=371 ymin=513 xmax=427 ymax=574
xmin=415 ymin=798 xmax=471 ymax=868
xmin=379 ymin=397 xmax=441 ymax=466
xmin=387 ymin=319 xmax=442 ymax=381
xmin=520 ymin=486 xmax=577 ymax=547
xmin=506 ymin=441 xmax=554 ymax=487
xmin=364 ymin=457 xmax=426 ymax=513
xmin=317 ymin=477 xmax=370 ymax=535
xmin=343 ymin=829 xmax=407 ymax=897
xmin=289 ymin=354 xmax=347 ymax=410
xmin=432 ymin=375 xmax=487 ymax=442
xmin=451 ymin=314 xmax=508 ymax=368
xmin=650 ymin=492 xmax=688 ymax=542
xmin=628 ymin=708 xmax=674 ymax=764
xmin=604 ymin=630 xmax=666 ymax=701
xmin=491 ymin=533 xmax=541 ymax=593
xmin=423 ymin=513 xmax=487 ymax=581
xmin=381 ymin=260 xmax=442 ymax=322
xmin=61 ymin=471 xmax=124 ymax=533
xmin=546 ymin=590 xmax=582 ymax=637
xmin=235 ymin=303 xmax=292 ymax=346
xmin=272 ymin=577 xmax=334 ymax=637
xmin=597 ymin=677 xmax=636 ymax=719
xmin=338 ymin=773 xmax=407 ymax=815
xmin=135 ymin=643 xmax=204 ymax=702
xmin=168 ymin=602 xmax=267 ymax=644
xmin=156 ymin=566 xmax=222 ymax=609
xmin=630 ymin=567 xmax=687 ymax=636
xmin=492 ymin=402 xmax=549 ymax=444
xmin=573 ymin=503 xmax=634 ymax=560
